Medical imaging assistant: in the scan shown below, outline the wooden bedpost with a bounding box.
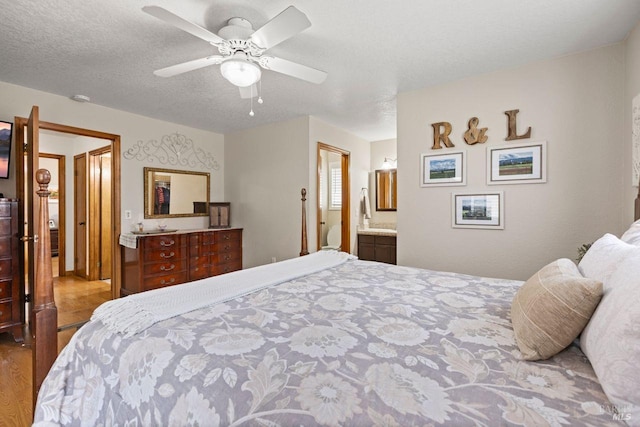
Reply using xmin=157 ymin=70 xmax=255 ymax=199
xmin=635 ymin=176 xmax=640 ymax=221
xmin=32 ymin=169 xmax=57 ymax=406
xmin=300 ymin=188 xmax=309 ymax=256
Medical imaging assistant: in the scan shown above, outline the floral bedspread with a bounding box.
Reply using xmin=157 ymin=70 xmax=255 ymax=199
xmin=34 ymin=259 xmax=619 ymax=426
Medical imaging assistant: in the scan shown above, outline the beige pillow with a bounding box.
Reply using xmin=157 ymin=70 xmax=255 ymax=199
xmin=511 ymin=258 xmax=602 ymax=361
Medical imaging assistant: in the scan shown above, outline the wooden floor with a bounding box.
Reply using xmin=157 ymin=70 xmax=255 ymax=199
xmin=0 ymin=273 xmax=110 ymax=426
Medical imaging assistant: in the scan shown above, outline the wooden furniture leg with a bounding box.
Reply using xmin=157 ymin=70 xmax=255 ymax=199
xmin=32 ymin=169 xmax=56 ymax=407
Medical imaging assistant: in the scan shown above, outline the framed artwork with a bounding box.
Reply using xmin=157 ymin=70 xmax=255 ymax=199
xmin=487 ymin=141 xmax=546 ymax=185
xmin=452 ymin=191 xmax=504 ymax=229
xmin=0 ymin=121 xmax=13 ymax=179
xmin=420 ymin=150 xmax=466 ymax=187
xmin=209 ymin=202 xmax=231 ymax=228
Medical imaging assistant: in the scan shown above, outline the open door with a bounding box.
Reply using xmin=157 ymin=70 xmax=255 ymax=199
xmin=25 ymin=107 xmax=40 ymax=324
xmin=316 ymin=142 xmax=350 ymax=252
xmin=74 ymin=153 xmax=87 ymax=279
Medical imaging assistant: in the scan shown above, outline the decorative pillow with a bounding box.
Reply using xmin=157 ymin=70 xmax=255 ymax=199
xmin=511 ymin=258 xmax=602 ymax=361
xmin=580 ymin=251 xmax=640 ymax=422
xmin=578 ymin=233 xmax=637 ymax=285
xmin=621 ymin=219 xmax=640 ymax=246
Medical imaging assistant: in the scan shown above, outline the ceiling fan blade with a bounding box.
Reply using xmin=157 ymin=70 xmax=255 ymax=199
xmin=249 ymin=6 xmax=311 ymax=50
xmin=238 ymin=84 xmax=258 ymax=99
xmin=260 ymin=56 xmax=327 ymax=84
xmin=142 ymin=5 xmax=225 ymax=45
xmin=154 ymin=56 xmax=225 ymax=77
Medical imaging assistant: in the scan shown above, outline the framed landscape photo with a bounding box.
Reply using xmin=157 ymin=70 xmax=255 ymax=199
xmin=420 ymin=150 xmax=466 ymax=187
xmin=452 ymin=191 xmax=504 ymax=229
xmin=0 ymin=121 xmax=13 ymax=179
xmin=487 ymin=141 xmax=546 ymax=185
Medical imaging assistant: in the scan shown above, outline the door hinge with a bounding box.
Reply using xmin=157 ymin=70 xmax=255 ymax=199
xmin=23 ymin=143 xmax=28 ymax=153
xmin=25 ymin=293 xmax=31 ymax=303
xmin=97 ymin=261 xmax=101 ymax=267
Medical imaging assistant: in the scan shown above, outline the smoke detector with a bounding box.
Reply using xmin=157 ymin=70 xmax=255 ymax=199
xmin=70 ymin=94 xmax=91 ymax=103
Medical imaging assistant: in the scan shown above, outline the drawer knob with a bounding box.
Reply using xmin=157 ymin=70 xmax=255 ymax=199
xmin=160 ymin=278 xmax=176 ymax=285
xmin=160 ymin=264 xmax=175 ymax=271
xmin=224 ymin=245 xmax=231 ymax=250
xmin=160 ymin=251 xmax=175 ymax=259
xmin=224 ymin=255 xmax=231 ymax=261
xmin=224 ymin=235 xmax=230 ymax=240
xmin=160 ymin=240 xmax=175 ymax=247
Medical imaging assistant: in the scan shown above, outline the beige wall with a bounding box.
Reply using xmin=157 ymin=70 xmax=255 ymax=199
xmin=626 ymin=20 xmax=640 ymax=223
xmin=398 ymin=44 xmax=626 ymax=280
xmin=0 ymin=81 xmax=225 ymax=232
xmin=369 ymin=138 xmax=397 ymax=225
xmin=225 ymin=117 xmax=310 ymax=268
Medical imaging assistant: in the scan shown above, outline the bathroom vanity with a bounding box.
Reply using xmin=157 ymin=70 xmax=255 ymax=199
xmin=357 ymin=229 xmax=397 ymax=265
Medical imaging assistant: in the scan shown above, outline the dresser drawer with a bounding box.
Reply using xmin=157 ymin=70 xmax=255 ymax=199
xmin=0 ymin=204 xmax=11 ymax=218
xmin=0 ymin=259 xmax=12 ymax=279
xmin=212 ymin=229 xmax=242 ymax=244
xmin=211 ymin=249 xmax=241 ymax=264
xmin=144 ymin=272 xmax=187 ymax=291
xmin=0 ymin=218 xmax=11 ymax=236
xmin=144 ymin=235 xmax=184 ymax=250
xmin=213 ymin=240 xmax=241 ymax=253
xmin=0 ymin=279 xmax=11 ymax=300
xmin=0 ymin=300 xmax=12 ymax=324
xmin=143 ymin=259 xmax=186 ymax=276
xmin=211 ymin=260 xmax=242 ymax=276
xmin=0 ymin=237 xmax=11 ymax=258
xmin=144 ymin=246 xmax=184 ymax=262
xmin=189 ymin=265 xmax=209 ymax=281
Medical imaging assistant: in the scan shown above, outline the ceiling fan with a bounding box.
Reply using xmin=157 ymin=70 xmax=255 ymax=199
xmin=142 ymin=5 xmax=327 ymax=98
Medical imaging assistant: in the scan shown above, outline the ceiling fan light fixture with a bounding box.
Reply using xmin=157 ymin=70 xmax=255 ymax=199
xmin=220 ymin=59 xmax=261 ymax=87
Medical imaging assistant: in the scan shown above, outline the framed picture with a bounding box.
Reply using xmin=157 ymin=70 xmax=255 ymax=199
xmin=0 ymin=121 xmax=13 ymax=179
xmin=209 ymin=202 xmax=231 ymax=228
xmin=420 ymin=150 xmax=466 ymax=187
xmin=487 ymin=141 xmax=546 ymax=185
xmin=452 ymin=191 xmax=504 ymax=229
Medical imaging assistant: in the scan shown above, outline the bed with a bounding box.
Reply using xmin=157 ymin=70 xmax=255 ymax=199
xmin=30 ymin=181 xmax=640 ymax=426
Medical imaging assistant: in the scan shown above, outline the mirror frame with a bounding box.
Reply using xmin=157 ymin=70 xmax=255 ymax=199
xmin=144 ymin=167 xmax=210 ymax=219
xmin=375 ymin=168 xmax=397 ymax=211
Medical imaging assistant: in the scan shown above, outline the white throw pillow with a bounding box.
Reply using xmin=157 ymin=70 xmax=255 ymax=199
xmin=578 ymin=234 xmax=637 ymax=285
xmin=580 ymin=250 xmax=640 ymax=423
xmin=621 ymin=219 xmax=640 ymax=246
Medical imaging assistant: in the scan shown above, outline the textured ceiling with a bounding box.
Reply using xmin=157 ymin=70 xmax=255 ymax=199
xmin=1 ymin=0 xmax=639 ymax=141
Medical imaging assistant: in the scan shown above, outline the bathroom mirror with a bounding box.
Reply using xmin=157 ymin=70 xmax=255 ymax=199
xmin=375 ymin=169 xmax=397 ymax=211
xmin=144 ymin=167 xmax=210 ymax=218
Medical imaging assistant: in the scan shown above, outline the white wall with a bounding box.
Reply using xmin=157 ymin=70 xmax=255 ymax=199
xmin=225 ymin=117 xmax=310 ymax=268
xmin=398 ymin=44 xmax=626 ymax=280
xmin=626 ymin=20 xmax=640 ymax=224
xmin=309 ymin=117 xmax=370 ymax=254
xmin=369 ymin=138 xmax=397 ymax=226
xmin=0 ymin=81 xmax=225 ymax=232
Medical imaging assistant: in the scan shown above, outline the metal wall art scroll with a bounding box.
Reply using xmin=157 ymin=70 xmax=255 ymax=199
xmin=123 ymin=132 xmax=221 ymax=171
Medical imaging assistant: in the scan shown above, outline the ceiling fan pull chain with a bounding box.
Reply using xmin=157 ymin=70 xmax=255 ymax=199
xmin=249 ymin=85 xmax=255 ymax=117
xmin=258 ymin=80 xmax=264 ymax=105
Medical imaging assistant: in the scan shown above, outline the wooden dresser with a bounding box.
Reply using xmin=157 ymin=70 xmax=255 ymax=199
xmin=0 ymin=200 xmax=22 ymax=342
xmin=121 ymin=228 xmax=242 ymax=296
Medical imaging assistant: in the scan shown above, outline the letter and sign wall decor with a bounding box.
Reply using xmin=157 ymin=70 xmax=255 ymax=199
xmin=430 ymin=109 xmax=533 ymax=149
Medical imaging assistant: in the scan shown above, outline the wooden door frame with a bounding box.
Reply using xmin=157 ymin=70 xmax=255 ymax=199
xmin=15 ymin=119 xmax=122 ymax=299
xmin=74 ymin=153 xmax=87 ymax=279
xmin=316 ymin=142 xmax=350 ymax=252
xmin=39 ymin=153 xmax=66 ymax=277
xmin=88 ymin=146 xmax=111 ymax=281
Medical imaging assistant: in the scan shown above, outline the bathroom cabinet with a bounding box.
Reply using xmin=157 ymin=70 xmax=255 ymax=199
xmin=358 ymin=233 xmax=396 ymax=265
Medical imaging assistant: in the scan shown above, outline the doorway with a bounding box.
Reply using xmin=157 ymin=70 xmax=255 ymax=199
xmin=38 ymin=154 xmax=65 ymax=278
xmin=14 ymin=111 xmax=122 ymax=323
xmin=317 ymin=142 xmax=350 ymax=252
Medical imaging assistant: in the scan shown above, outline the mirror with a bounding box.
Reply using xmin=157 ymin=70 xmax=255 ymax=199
xmin=144 ymin=167 xmax=210 ymax=218
xmin=375 ymin=169 xmax=397 ymax=211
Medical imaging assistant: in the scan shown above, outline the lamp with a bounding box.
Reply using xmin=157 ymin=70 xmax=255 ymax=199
xmin=220 ymin=57 xmax=261 ymax=87
xmin=381 ymin=157 xmax=397 ymax=170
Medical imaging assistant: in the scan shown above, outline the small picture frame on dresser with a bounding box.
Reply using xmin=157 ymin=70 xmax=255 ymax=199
xmin=209 ymin=202 xmax=231 ymax=228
